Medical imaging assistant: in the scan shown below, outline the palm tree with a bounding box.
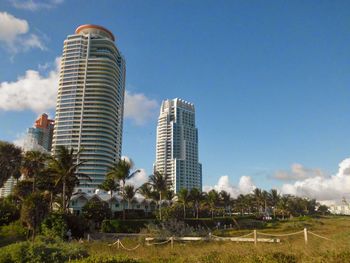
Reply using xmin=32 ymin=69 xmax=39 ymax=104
xmin=148 ymin=171 xmax=168 ymax=220
xmin=107 ymin=159 xmax=140 ymax=220
xmin=190 ymin=188 xmax=202 ymax=219
xmin=0 ymin=141 xmax=22 ymax=188
xmin=177 ymin=188 xmax=191 ymax=219
xmin=220 ymin=190 xmax=231 ymax=217
xmin=123 ymin=185 xmax=137 ymax=215
xmin=138 ymin=183 xmax=154 ymax=199
xmin=207 ymin=189 xmax=219 ymax=219
xmin=277 ymin=195 xmax=289 ymax=220
xmin=253 ymin=188 xmax=264 ymax=214
xmin=262 ymin=190 xmax=270 ymax=214
xmin=22 ymin=150 xmax=48 ymax=192
xmin=100 ymin=177 xmax=119 ymax=210
xmin=48 ymin=146 xmax=86 ymax=213
xmin=235 ymin=194 xmax=248 ymax=215
xmin=269 ymin=189 xmax=280 ymax=218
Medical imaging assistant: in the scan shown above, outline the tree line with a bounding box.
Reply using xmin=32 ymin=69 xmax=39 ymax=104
xmin=0 ymin=141 xmax=328 ymax=239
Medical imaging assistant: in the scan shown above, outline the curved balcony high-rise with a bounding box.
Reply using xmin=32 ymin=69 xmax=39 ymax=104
xmin=52 ymin=25 xmax=125 ymax=193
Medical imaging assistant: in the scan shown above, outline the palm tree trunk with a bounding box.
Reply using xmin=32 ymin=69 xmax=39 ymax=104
xmin=122 ymin=180 xmax=126 ymax=220
xmin=211 ymin=208 xmax=214 ymax=220
xmin=196 ymin=203 xmax=199 ymax=219
xmin=62 ymin=178 xmax=66 ymax=213
xmin=110 ymin=191 xmax=113 ymax=218
xmin=32 ymin=176 xmax=36 ymax=193
xmin=50 ymin=192 xmax=53 ymax=212
xmin=183 ymin=204 xmax=186 ymax=219
xmin=159 ymin=192 xmax=162 ymax=220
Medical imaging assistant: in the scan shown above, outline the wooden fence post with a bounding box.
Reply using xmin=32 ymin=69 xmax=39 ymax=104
xmin=254 ymin=230 xmax=257 ymax=246
xmin=171 ymin=237 xmax=174 ymax=249
xmin=304 ymin=228 xmax=308 ymax=245
xmin=117 ymin=239 xmax=120 ymax=249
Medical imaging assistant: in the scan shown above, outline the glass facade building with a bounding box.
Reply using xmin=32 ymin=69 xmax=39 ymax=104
xmin=52 ymin=25 xmax=125 ymax=193
xmin=154 ymin=98 xmax=202 ymax=193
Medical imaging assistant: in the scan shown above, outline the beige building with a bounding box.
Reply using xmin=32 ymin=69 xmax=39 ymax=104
xmin=52 ymin=25 xmax=126 ymax=193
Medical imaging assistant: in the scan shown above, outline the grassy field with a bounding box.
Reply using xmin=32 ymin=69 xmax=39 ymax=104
xmin=76 ymin=216 xmax=350 ymax=263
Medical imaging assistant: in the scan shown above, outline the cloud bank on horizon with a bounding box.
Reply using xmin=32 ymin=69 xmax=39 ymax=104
xmin=205 ymin=158 xmax=350 ymax=204
xmin=0 ymin=57 xmax=159 ymax=125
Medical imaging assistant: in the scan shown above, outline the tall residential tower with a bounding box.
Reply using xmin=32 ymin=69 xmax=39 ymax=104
xmin=52 ymin=25 xmax=126 ymax=193
xmin=154 ymin=98 xmax=202 ymax=193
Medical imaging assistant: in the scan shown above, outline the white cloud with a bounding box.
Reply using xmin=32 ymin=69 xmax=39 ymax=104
xmin=9 ymin=0 xmax=64 ymax=11
xmin=0 ymin=58 xmax=158 ymax=125
xmin=124 ymin=91 xmax=158 ymax=125
xmin=238 ymin=175 xmax=257 ymax=194
xmin=274 ymin=163 xmax=326 ymax=181
xmin=281 ymin=158 xmax=350 ymax=203
xmin=204 ymin=175 xmax=256 ymax=197
xmin=126 ymin=169 xmax=149 ymax=188
xmin=0 ymin=11 xmax=45 ymax=53
xmin=0 ymin=57 xmax=60 ymax=113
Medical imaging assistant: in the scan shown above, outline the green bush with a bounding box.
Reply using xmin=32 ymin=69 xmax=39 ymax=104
xmin=0 ymin=239 xmax=88 ymax=263
xmin=185 ymin=218 xmax=235 ymax=229
xmin=0 ymin=220 xmax=27 ymax=246
xmin=101 ymin=219 xmax=150 ymax=233
xmin=41 ymin=213 xmax=68 ymax=239
xmin=66 ymin=214 xmax=90 ymax=238
xmin=0 ymin=197 xmax=19 ymax=226
xmin=0 ymin=220 xmax=27 ymax=238
xmin=71 ymin=255 xmax=142 ymax=263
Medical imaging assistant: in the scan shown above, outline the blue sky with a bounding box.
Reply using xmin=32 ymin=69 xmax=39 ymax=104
xmin=1 ymin=0 xmax=350 ymax=201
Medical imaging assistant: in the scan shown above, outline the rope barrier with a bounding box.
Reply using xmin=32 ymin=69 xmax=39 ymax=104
xmin=108 ymin=239 xmax=141 ymax=250
xmin=256 ymin=230 xmax=304 ymax=237
xmin=118 ymin=240 xmax=141 ymax=251
xmin=146 ymin=238 xmax=172 ymax=246
xmin=211 ymin=232 xmax=254 ymax=239
xmin=108 ymin=240 xmax=119 ymax=246
xmin=308 ymin=231 xmax=334 ymax=241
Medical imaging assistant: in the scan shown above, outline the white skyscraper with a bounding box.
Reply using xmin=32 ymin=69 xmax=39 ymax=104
xmin=52 ymin=25 xmax=125 ymax=193
xmin=154 ymin=98 xmax=202 ymax=193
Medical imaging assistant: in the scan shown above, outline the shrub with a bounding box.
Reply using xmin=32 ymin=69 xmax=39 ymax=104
xmin=0 ymin=220 xmax=27 ymax=238
xmin=66 ymin=214 xmax=90 ymax=238
xmin=71 ymin=255 xmax=142 ymax=263
xmin=41 ymin=213 xmax=68 ymax=239
xmin=0 ymin=239 xmax=88 ymax=263
xmin=0 ymin=220 xmax=27 ymax=246
xmin=0 ymin=198 xmax=19 ymax=226
xmin=101 ymin=219 xmax=150 ymax=233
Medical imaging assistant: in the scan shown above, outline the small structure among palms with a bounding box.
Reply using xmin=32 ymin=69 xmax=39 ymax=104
xmin=106 ymin=158 xmax=140 ymax=220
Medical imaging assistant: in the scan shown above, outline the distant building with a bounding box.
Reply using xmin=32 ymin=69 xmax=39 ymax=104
xmin=26 ymin=113 xmax=54 ymax=152
xmin=154 ymin=98 xmax=202 ymax=193
xmin=0 ymin=177 xmax=16 ymax=198
xmin=329 ymin=204 xmax=350 ymax=215
xmin=0 ymin=113 xmax=54 ymax=197
xmin=69 ymin=192 xmax=157 ymax=217
xmin=52 ymin=25 xmax=126 ymax=193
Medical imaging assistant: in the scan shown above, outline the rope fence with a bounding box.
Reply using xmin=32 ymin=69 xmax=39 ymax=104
xmin=308 ymin=231 xmax=334 ymax=241
xmin=87 ymin=228 xmax=334 ymax=250
xmin=256 ymin=230 xmax=304 ymax=237
xmin=108 ymin=239 xmax=141 ymax=250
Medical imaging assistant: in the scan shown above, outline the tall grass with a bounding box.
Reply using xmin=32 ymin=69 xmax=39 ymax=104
xmin=81 ymin=216 xmax=350 ymax=263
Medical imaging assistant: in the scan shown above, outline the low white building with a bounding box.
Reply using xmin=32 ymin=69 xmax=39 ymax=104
xmin=329 ymin=204 xmax=350 ymax=215
xmin=69 ymin=192 xmax=157 ymax=217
